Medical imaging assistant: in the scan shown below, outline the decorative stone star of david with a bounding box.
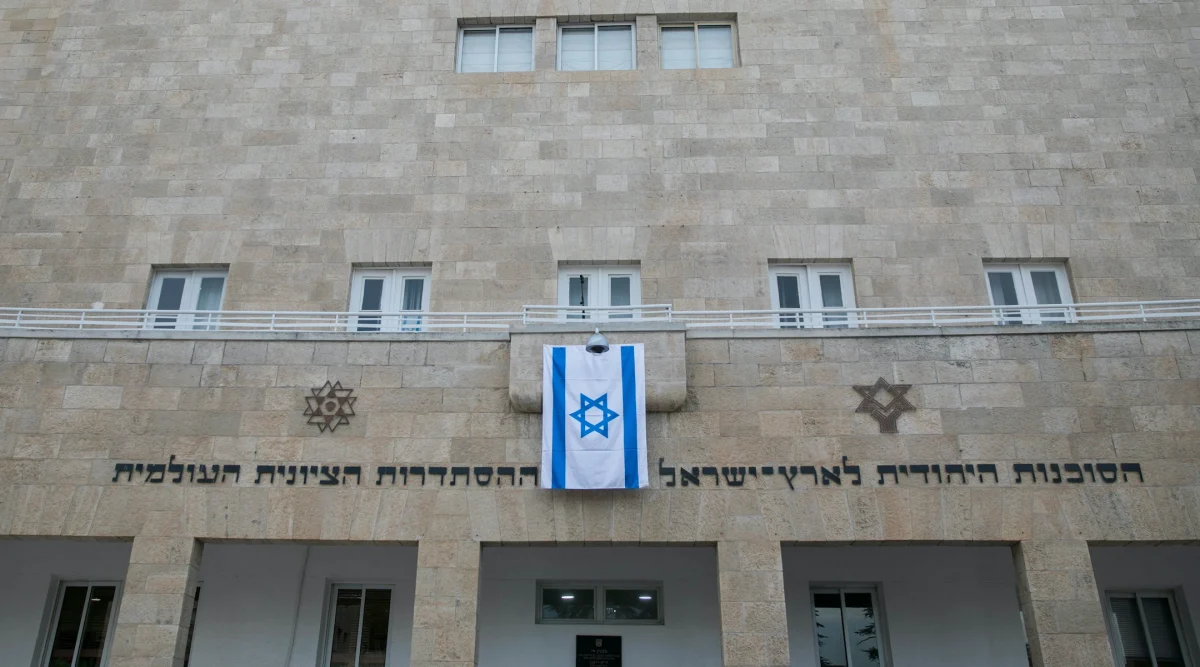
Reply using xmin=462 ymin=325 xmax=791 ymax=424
xmin=570 ymin=393 xmax=620 ymax=438
xmin=853 ymin=377 xmax=915 ymax=434
xmin=303 ymin=381 xmax=357 ymax=433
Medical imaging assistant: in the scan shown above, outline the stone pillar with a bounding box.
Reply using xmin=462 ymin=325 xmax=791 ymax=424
xmin=636 ymin=15 xmax=660 ymax=70
xmin=410 ymin=539 xmax=480 ymax=667
xmin=718 ymin=540 xmax=789 ymax=667
xmin=535 ymin=18 xmax=557 ymax=71
xmin=109 ymin=536 xmax=202 ymax=667
xmin=1014 ymin=540 xmax=1116 ymax=667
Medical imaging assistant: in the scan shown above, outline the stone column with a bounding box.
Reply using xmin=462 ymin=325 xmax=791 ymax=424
xmin=636 ymin=15 xmax=660 ymax=70
xmin=109 ymin=536 xmax=202 ymax=667
xmin=535 ymin=18 xmax=557 ymax=71
xmin=718 ymin=540 xmax=790 ymax=667
xmin=1014 ymin=540 xmax=1116 ymax=667
xmin=410 ymin=539 xmax=480 ymax=667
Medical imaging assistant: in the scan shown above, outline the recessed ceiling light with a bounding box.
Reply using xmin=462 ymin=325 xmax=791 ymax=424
xmin=561 ymin=594 xmax=574 ymax=600
xmin=638 ymin=595 xmax=652 ymax=600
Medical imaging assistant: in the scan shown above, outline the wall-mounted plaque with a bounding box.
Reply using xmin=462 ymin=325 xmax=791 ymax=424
xmin=576 ymin=635 xmax=621 ymax=667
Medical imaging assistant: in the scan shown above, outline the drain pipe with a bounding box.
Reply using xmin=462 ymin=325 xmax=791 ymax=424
xmin=282 ymin=544 xmax=312 ymax=667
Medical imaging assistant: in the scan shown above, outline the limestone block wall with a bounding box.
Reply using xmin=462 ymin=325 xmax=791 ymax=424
xmin=0 ymin=325 xmax=1196 ymax=543
xmin=0 ymin=0 xmax=1198 ymax=310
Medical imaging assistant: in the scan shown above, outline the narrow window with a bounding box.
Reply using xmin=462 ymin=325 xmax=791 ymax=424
xmin=43 ymin=583 xmax=119 ymax=667
xmin=811 ymin=587 xmax=886 ymax=667
xmin=457 ymin=26 xmax=534 ymax=73
xmin=661 ymin=22 xmax=736 ymax=69
xmin=768 ymin=264 xmax=856 ymax=328
xmin=984 ymin=262 xmax=1073 ymax=325
xmin=326 ymin=586 xmax=392 ymax=667
xmin=558 ymin=23 xmax=635 ymax=71
xmin=349 ymin=268 xmax=431 ymax=332
xmin=537 ymin=582 xmax=663 ymax=624
xmin=147 ymin=269 xmax=227 ymax=330
xmin=1107 ymin=592 xmax=1192 ymax=667
xmin=556 ymin=265 xmax=641 ymax=320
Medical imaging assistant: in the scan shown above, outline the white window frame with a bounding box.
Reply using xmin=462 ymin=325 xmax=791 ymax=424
xmin=146 ymin=269 xmax=228 ymax=330
xmin=556 ymin=22 xmax=636 ymax=71
xmin=1105 ymin=591 xmax=1195 ymax=667
xmin=810 ymin=586 xmax=889 ymax=667
xmin=659 ymin=21 xmax=738 ymax=69
xmin=768 ymin=264 xmax=857 ymax=328
xmin=556 ymin=265 xmax=642 ymax=321
xmin=321 ymin=584 xmax=396 ymax=667
xmin=349 ymin=267 xmax=431 ymax=332
xmin=39 ymin=581 xmax=123 ymax=667
xmin=984 ymin=262 xmax=1074 ymax=325
xmin=535 ymin=581 xmax=664 ymax=625
xmin=456 ymin=25 xmax=535 ymax=73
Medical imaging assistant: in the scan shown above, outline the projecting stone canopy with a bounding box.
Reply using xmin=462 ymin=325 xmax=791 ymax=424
xmin=508 ymin=324 xmax=687 ymax=412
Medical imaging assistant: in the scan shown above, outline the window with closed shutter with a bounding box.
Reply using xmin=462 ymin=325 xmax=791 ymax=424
xmin=1107 ymin=593 xmax=1192 ymax=667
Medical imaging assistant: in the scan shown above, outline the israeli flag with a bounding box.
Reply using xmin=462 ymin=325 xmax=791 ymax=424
xmin=542 ymin=344 xmax=648 ymax=489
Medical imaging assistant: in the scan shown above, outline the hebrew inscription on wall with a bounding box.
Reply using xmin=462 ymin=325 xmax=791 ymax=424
xmin=108 ymin=457 xmax=1144 ymax=488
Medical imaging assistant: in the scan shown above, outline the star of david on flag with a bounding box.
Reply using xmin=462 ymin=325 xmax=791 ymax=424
xmin=542 ymin=344 xmax=648 ymax=489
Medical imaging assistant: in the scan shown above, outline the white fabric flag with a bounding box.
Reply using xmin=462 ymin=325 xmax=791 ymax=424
xmin=541 ymin=344 xmax=648 ymax=489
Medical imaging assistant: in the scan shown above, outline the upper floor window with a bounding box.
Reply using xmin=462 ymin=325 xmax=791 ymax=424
xmin=557 ymin=265 xmax=641 ymax=320
xmin=559 ymin=23 xmax=635 ymax=71
xmin=458 ymin=26 xmax=534 ymax=72
xmin=768 ymin=264 xmax=856 ymax=328
xmin=147 ymin=268 xmax=227 ymax=330
xmin=661 ymin=22 xmax=736 ymax=69
xmin=42 ymin=582 xmax=120 ymax=667
xmin=1106 ymin=592 xmax=1193 ymax=667
xmin=984 ymin=262 xmax=1073 ymax=325
xmin=350 ymin=267 xmax=430 ymax=332
xmin=537 ymin=582 xmax=663 ymax=624
xmin=811 ymin=587 xmax=887 ymax=667
xmin=325 ymin=585 xmax=392 ymax=667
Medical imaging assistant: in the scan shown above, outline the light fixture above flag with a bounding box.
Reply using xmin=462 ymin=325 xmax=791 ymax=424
xmin=541 ymin=343 xmax=648 ymax=489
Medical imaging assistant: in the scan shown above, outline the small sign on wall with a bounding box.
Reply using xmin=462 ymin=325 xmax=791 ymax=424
xmin=576 ymin=635 xmax=621 ymax=667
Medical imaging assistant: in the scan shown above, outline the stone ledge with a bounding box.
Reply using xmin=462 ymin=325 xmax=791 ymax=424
xmin=509 ymin=326 xmax=687 ymax=413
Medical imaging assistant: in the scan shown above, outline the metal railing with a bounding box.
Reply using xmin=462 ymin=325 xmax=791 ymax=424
xmin=0 ymin=308 xmax=521 ymax=333
xmin=0 ymin=299 xmax=1197 ymax=334
xmin=672 ymin=299 xmax=1200 ymax=329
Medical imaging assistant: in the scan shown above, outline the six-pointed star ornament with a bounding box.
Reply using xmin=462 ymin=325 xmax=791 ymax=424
xmin=303 ymin=381 xmax=357 ymax=433
xmin=853 ymin=377 xmax=915 ymax=434
xmin=569 ymin=393 xmax=620 ymax=438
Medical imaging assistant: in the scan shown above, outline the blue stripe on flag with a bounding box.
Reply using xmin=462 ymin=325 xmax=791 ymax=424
xmin=551 ymin=346 xmax=567 ymax=489
xmin=621 ymin=345 xmax=639 ymax=489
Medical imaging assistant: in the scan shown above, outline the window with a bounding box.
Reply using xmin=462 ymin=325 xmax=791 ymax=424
xmin=660 ymin=22 xmax=736 ymax=69
xmin=537 ymin=582 xmax=662 ymax=624
xmin=42 ymin=582 xmax=120 ymax=667
xmin=558 ymin=23 xmax=635 ymax=71
xmin=1107 ymin=592 xmax=1193 ymax=667
xmin=984 ymin=262 xmax=1073 ymax=325
xmin=325 ymin=586 xmax=392 ymax=667
xmin=768 ymin=264 xmax=856 ymax=328
xmin=457 ymin=26 xmax=534 ymax=72
xmin=557 ymin=265 xmax=641 ymax=320
xmin=811 ymin=587 xmax=886 ymax=667
xmin=147 ymin=269 xmax=226 ymax=330
xmin=349 ymin=268 xmax=430 ymax=332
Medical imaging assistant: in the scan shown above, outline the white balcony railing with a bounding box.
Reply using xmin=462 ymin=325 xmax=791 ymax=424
xmin=0 ymin=299 xmax=1197 ymax=334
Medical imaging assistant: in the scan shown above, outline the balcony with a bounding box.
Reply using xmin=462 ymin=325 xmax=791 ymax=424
xmin=0 ymin=299 xmax=1197 ymax=336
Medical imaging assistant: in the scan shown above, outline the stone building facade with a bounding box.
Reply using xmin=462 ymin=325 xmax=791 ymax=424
xmin=1 ymin=0 xmax=1199 ymax=663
